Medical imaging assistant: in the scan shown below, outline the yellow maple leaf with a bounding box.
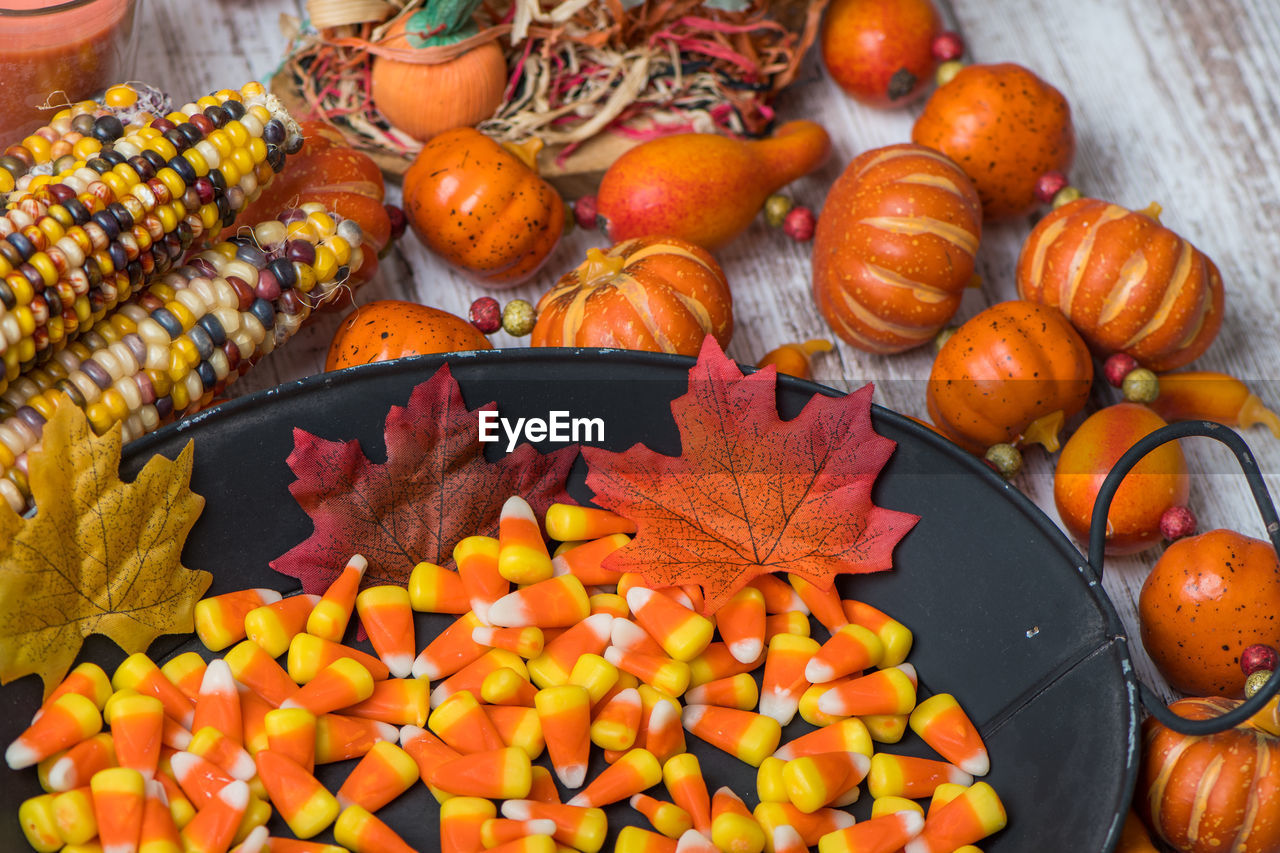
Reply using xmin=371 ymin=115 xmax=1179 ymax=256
xmin=0 ymin=400 xmax=210 ymax=698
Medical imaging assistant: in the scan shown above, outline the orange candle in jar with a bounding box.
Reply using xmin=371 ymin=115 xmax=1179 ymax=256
xmin=0 ymin=0 xmax=138 ymax=145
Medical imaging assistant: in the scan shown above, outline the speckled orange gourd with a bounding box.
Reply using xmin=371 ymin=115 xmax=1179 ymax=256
xmin=1016 ymin=197 xmax=1224 ymax=371
xmin=325 ymin=300 xmax=492 ymax=371
xmin=812 ymin=143 xmax=982 ymax=354
xmin=912 ymin=63 xmax=1074 ymax=219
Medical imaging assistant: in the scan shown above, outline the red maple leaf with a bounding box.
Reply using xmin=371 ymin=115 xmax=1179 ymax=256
xmin=271 ymin=364 xmax=577 ymax=594
xmin=582 ymin=337 xmax=919 ymax=615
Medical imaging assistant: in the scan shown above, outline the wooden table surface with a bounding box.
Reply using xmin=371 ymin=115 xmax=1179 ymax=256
xmin=132 ymin=0 xmax=1280 ymax=701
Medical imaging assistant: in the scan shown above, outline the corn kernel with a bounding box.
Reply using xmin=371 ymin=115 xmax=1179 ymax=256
xmin=29 ymin=254 xmax=57 ymax=288
xmin=155 ymin=203 xmax=178 ymax=234
xmin=155 ymin=166 xmax=185 ymax=199
xmin=224 ymin=121 xmax=248 ymax=148
xmin=199 ymin=203 xmax=220 ymax=231
xmin=100 ymin=171 xmax=128 ymax=203
xmin=14 ymin=307 xmax=35 ymax=337
xmin=72 ymin=137 xmax=101 ymax=160
xmin=181 ymin=148 xmax=209 ymax=178
xmin=247 ymin=137 xmax=267 ymax=165
xmin=22 ymin=135 xmax=52 ymax=162
xmin=312 ymin=246 xmax=338 ymax=282
xmin=103 ymin=84 xmax=138 ymax=107
xmin=323 ymin=235 xmax=351 ymax=266
xmin=0 ymin=170 xmax=13 ymax=194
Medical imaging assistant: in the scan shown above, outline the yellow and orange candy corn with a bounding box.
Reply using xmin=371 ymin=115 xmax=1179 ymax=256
xmin=195 ymin=588 xmax=282 ymax=652
xmin=316 ymin=714 xmax=399 ymax=765
xmin=842 ymin=600 xmax=913 ymax=668
xmin=399 ymin=725 xmax=460 ymax=797
xmin=307 ymin=555 xmax=367 ymax=642
xmin=187 ymin=728 xmax=255 ymax=782
xmin=486 ymin=704 xmax=545 ymax=759
xmin=7 ymin=691 xmax=103 ymax=770
xmin=535 ymin=684 xmax=592 ymax=788
xmin=429 ymin=690 xmax=507 ymax=755
xmin=343 ymin=677 xmax=430 ymax=728
xmin=18 ymin=792 xmax=61 ymax=852
xmin=255 ymin=749 xmax=339 ymax=839
xmin=662 ymin=752 xmax=711 ymax=835
xmin=616 ymin=826 xmax=678 ymax=853
xmin=336 ymin=740 xmax=420 ymax=812
xmin=903 ymin=782 xmax=1006 ymax=853
xmin=798 ymin=678 xmax=855 ymax=728
xmin=862 ymin=713 xmax=909 ymax=744
xmin=456 ymin=536 xmax=508 ymax=625
xmin=39 ymin=662 xmax=114 ymax=720
xmin=168 ymin=751 xmax=235 ymax=809
xmin=192 ymin=659 xmax=242 ymax=745
xmin=44 ymin=732 xmax=116 ymax=792
xmin=753 ymin=803 xmax=854 ymax=850
xmin=413 ymin=611 xmax=487 ymax=680
xmin=611 ymin=618 xmax=668 ymax=658
xmin=567 ymin=747 xmax=661 ymax=807
xmin=641 ymin=692 xmax=686 ymax=765
xmin=440 ymin=796 xmax=497 ymax=853
xmin=682 ymin=673 xmax=759 ymax=711
xmin=806 ymin=624 xmax=884 ymax=683
xmin=551 ymin=534 xmax=629 ymax=586
xmin=409 ymin=561 xmax=470 ymax=614
xmin=759 ymin=633 xmax=819 ymax=725
xmin=481 ymin=817 xmax=558 ymax=848
xmin=264 ymin=707 xmax=317 ymax=772
xmin=244 ymin=594 xmax=321 ymax=659
xmin=756 ymin=756 xmax=787 ymax=803
xmin=866 ymin=753 xmax=973 ymax=799
xmin=287 ymin=632 xmax=391 ymax=684
xmin=91 ymin=766 xmax=146 ymax=853
xmin=501 ymin=800 xmax=609 ymax=853
xmin=482 ymin=667 xmax=540 ymax=707
xmin=591 ymin=686 xmax=642 ymax=751
xmin=716 ymin=587 xmax=767 ymax=664
xmin=498 ymin=495 xmax=554 ymax=584
xmin=224 ymin=640 xmax=298 ymax=708
xmin=764 ymin=612 xmax=810 ymax=643
xmin=681 ymin=705 xmax=781 ymax=767
xmin=474 ymin=625 xmax=546 ymax=659
xmin=53 ymin=786 xmax=98 ymax=846
xmin=544 ymin=503 xmax=636 ymax=540
xmin=567 ymin=653 xmax=620 ymax=705
xmin=782 ymin=751 xmax=871 ymax=811
xmin=238 ymin=687 xmax=273 ymax=756
xmin=604 ymin=646 xmax=691 ymax=698
xmin=589 ymin=592 xmax=630 ymax=618
xmin=786 ymin=575 xmax=847 ymax=632
xmin=818 ymin=810 xmax=926 ymax=853
xmin=161 ymin=653 xmax=208 ymax=703
xmin=105 ymin=692 xmax=165 ymax=778
xmin=688 ymin=643 xmax=762 ymax=688
xmin=749 ymin=575 xmax=809 ymax=615
xmin=330 ymin=804 xmax=415 ymax=853
xmin=139 ymin=778 xmax=182 ymax=853
xmin=281 ymin=657 xmax=374 ymax=716
xmin=816 ymin=665 xmax=917 ymax=717
xmin=113 ymin=655 xmax=195 ymax=731
xmin=909 ymin=693 xmax=990 ymax=776
xmin=710 ymin=786 xmax=766 ymax=853
xmin=626 ymin=587 xmax=715 ymax=662
xmin=429 ymin=745 xmax=533 ymax=799
xmin=355 ymin=585 xmax=416 ymax=679
xmin=488 ymin=575 xmax=591 ymax=629
xmin=631 ymin=793 xmax=693 ymax=839
xmin=527 ymin=613 xmax=614 ymax=688
xmin=432 ymin=648 xmax=528 ymax=706
xmin=527 ymin=765 xmax=561 ymax=804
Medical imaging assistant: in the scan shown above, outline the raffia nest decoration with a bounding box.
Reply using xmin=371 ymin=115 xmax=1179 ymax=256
xmin=271 ymin=0 xmax=828 ymax=180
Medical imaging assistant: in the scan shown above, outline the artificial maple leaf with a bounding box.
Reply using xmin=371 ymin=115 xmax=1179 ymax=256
xmin=0 ymin=401 xmax=209 ymax=698
xmin=271 ymin=364 xmax=577 ymax=594
xmin=582 ymin=337 xmax=920 ymax=615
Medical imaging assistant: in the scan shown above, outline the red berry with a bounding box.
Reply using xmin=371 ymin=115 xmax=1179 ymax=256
xmin=783 ymin=206 xmax=816 ymax=242
xmin=468 ymin=297 xmax=502 ymax=334
xmin=573 ymin=195 xmax=600 ymax=230
xmin=1159 ymin=505 xmax=1197 ymax=542
xmin=1034 ymin=171 xmax=1069 ymax=204
xmin=384 ymin=204 xmax=407 ymax=242
xmin=1103 ymin=352 xmax=1141 ymax=388
xmin=1242 ymin=644 xmax=1280 ymax=676
xmin=931 ymin=31 xmax=965 ymax=62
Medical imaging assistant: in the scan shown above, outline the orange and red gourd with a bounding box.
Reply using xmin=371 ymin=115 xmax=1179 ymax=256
xmin=821 ymin=0 xmax=942 ymax=107
xmin=812 ymin=143 xmax=983 ymax=354
xmin=325 ymin=300 xmax=492 ymax=371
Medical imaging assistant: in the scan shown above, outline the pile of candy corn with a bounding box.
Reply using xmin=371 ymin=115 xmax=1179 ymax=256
xmin=9 ymin=496 xmax=1006 ymax=853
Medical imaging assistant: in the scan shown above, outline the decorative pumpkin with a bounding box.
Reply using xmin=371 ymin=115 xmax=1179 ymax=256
xmin=530 ymin=237 xmax=733 ymax=355
xmin=926 ymin=301 xmax=1093 ymax=454
xmin=812 ymin=143 xmax=982 ymax=353
xmin=1139 ymin=529 xmax=1280 ymax=697
xmin=403 ymin=128 xmax=565 ymax=287
xmin=370 ymin=1 xmax=508 ymax=143
xmin=821 ymin=0 xmax=942 ymax=107
xmin=325 ymin=300 xmax=492 ymax=371
xmin=1053 ymin=403 xmax=1188 ymax=556
xmin=1017 ymin=198 xmax=1225 ymax=371
xmin=1139 ymin=696 xmax=1280 ymax=853
xmin=912 ymin=63 xmax=1074 ymax=219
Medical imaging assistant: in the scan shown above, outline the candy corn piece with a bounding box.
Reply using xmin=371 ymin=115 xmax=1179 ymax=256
xmin=927 ymin=782 xmax=968 ymax=812
xmin=315 ymin=714 xmax=399 ymax=764
xmin=567 ymin=747 xmax=661 ymax=807
xmin=18 ymin=793 xmax=61 ymax=852
xmin=8 ymin=692 xmax=103 ymax=770
xmin=333 ymin=740 xmax=420 ymax=812
xmin=816 ymin=665 xmax=917 ymax=717
xmin=281 ymin=658 xmax=374 ymax=716
xmin=663 ymin=753 xmax=711 ymax=835
xmin=676 ymin=829 xmax=719 ymax=853
xmin=399 ymin=725 xmax=460 ymax=797
xmin=261 ymin=840 xmax=348 ymax=853
xmin=909 ymin=693 xmax=990 ymax=776
xmin=866 ymin=754 xmax=973 ymax=799
xmin=527 ymin=765 xmax=561 ymax=804
xmin=168 ymin=752 xmax=235 ymax=809
xmin=756 ymin=756 xmax=787 ymax=803
xmin=188 ymin=728 xmax=256 ymax=782
xmin=481 ymin=817 xmax=558 ymax=848
xmin=355 ymin=585 xmax=416 ymax=678
xmin=782 ymin=752 xmax=871 ymax=812
xmin=842 ymin=600 xmax=913 ymax=668
xmin=238 ymin=687 xmax=273 ymax=756
xmin=254 ymin=750 xmax=338 ymax=838
xmin=474 ymin=625 xmax=546 ymax=659
xmin=688 ymin=643 xmax=763 ymax=688
xmin=612 ymin=618 xmax=668 ymax=658
xmin=567 ymin=653 xmax=620 ymax=705
xmin=409 ymin=561 xmax=470 ymax=614
xmin=181 ymin=779 xmax=249 ymax=853
xmin=154 ymin=770 xmax=195 ymax=830
xmin=774 ymin=716 xmax=873 ymax=760
xmin=482 ymin=667 xmax=539 ymax=707
xmin=591 ymin=687 xmax=642 ymax=751
xmin=806 ymin=624 xmax=884 ymax=684
xmin=749 ymin=575 xmax=808 ymax=614
xmin=429 ymin=690 xmax=506 ymax=755
xmin=224 ymin=640 xmax=298 ymax=708
xmin=230 ymin=826 xmax=269 ymax=853
xmin=682 ymin=673 xmax=758 ymax=711
xmin=501 ymin=801 xmax=609 ymax=853
xmin=716 ymin=587 xmax=767 ymax=664
xmin=244 ymin=594 xmax=321 ymax=659
xmin=682 ymin=705 xmax=781 ymax=767
xmin=817 ymin=810 xmax=926 ymax=853
xmin=903 ymin=782 xmax=1006 ymax=853
xmin=486 ymin=704 xmax=545 ymax=759
xmin=114 ymin=655 xmax=195 ymax=731
xmin=642 ymin=693 xmax=687 ymax=765
xmin=336 ymin=803 xmax=418 ymax=853
xmin=616 ymin=826 xmax=678 ymax=853
xmin=40 ymin=662 xmax=114 ymax=719
xmin=413 ymin=611 xmax=487 ymax=680
xmin=626 ymin=587 xmax=715 ymax=662
xmin=786 ymin=575 xmax=846 ymax=633
xmin=343 ymin=678 xmax=430 ymax=727
xmin=862 ymin=714 xmax=909 ymax=744
xmin=764 ymin=612 xmax=810 ymax=642
xmin=441 ymin=797 xmax=497 ymax=853
xmin=630 ymin=793 xmax=693 ymax=839
xmin=871 ymin=797 xmax=924 ymax=819
xmin=160 ymin=654 xmax=208 ymax=704
xmin=138 ymin=778 xmax=182 ymax=853
xmin=753 ymin=803 xmax=854 ymax=851
xmin=534 ymin=684 xmax=592 ymax=787
xmin=545 ymin=503 xmax=636 ymax=540
xmin=710 ymin=786 xmax=765 ymax=853
xmin=433 ymin=649 xmax=528 ymax=707
xmin=605 ymin=646 xmax=691 ymax=697
xmin=105 ymin=692 xmax=165 ymax=778
xmin=287 ymin=633 xmax=391 ymax=684
xmin=589 ymin=592 xmax=629 ymax=618
xmin=456 ymin=536 xmax=508 ymax=625
xmin=760 ymin=633 xmax=819 ymax=725
xmin=263 ymin=707 xmax=316 ymax=772
xmin=428 ymin=745 xmax=533 ymax=799
xmin=91 ymin=766 xmax=146 ymax=853
xmin=527 ymin=613 xmax=614 ymax=688
xmin=488 ymin=575 xmax=591 ymax=628
xmin=770 ymin=825 xmax=808 ymax=853
xmin=45 ymin=732 xmax=115 ymax=791
xmin=307 ymin=555 xmax=367 ymax=642
xmin=551 ymin=533 xmax=630 ymax=586
xmin=53 ymin=786 xmax=98 ymax=845
xmin=192 ymin=660 xmax=243 ymax=745
xmin=196 ymin=589 xmax=283 ymax=652
xmin=237 ymin=796 xmax=273 ymax=844
xmin=497 ymin=495 xmax=554 ymax=584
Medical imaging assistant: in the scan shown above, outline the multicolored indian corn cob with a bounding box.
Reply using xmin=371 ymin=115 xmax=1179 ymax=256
xmin=0 ymin=82 xmax=366 ymax=512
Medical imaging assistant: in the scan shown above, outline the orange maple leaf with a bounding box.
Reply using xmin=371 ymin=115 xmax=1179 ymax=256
xmin=582 ymin=338 xmax=919 ymax=614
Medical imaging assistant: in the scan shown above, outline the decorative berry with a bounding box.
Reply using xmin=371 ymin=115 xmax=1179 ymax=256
xmin=931 ymin=31 xmax=965 ymax=62
xmin=1103 ymin=353 xmax=1141 ymax=388
xmin=562 ymin=200 xmax=576 ymax=235
xmin=1242 ymin=644 xmax=1280 ymax=676
xmin=1121 ymin=367 xmax=1160 ymax=403
xmin=782 ymin=206 xmax=816 ymax=242
xmin=1245 ymin=669 xmax=1273 ymax=699
xmin=1034 ymin=170 xmax=1069 ymax=204
xmin=984 ymin=443 xmax=1023 ymax=479
xmin=764 ymin=193 xmax=794 ymax=228
xmin=502 ymin=299 xmax=537 ymax=336
xmin=936 ymin=60 xmax=965 ymax=87
xmin=385 ymin=204 xmax=407 ymax=242
xmin=468 ymin=297 xmax=502 ymax=334
xmin=933 ymin=326 xmax=958 ymax=353
xmin=573 ymin=195 xmax=600 ymax=230
xmin=1052 ymin=185 xmax=1082 ymax=209
xmin=1158 ymin=505 xmax=1197 ymax=542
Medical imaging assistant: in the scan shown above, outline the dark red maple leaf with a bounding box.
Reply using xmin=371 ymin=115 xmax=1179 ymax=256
xmin=582 ymin=337 xmax=919 ymax=615
xmin=271 ymin=364 xmax=577 ymax=594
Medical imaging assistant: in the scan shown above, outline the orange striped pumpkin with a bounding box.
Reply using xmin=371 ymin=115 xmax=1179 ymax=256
xmin=1139 ymin=696 xmax=1280 ymax=853
xmin=812 ymin=143 xmax=983 ymax=354
xmin=530 ymin=237 xmax=733 ymax=354
xmin=1016 ymin=198 xmax=1224 ymax=372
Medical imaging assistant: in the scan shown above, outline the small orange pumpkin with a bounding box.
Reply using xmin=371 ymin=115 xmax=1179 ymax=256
xmin=325 ymin=300 xmax=491 ymax=371
xmin=812 ymin=143 xmax=982 ymax=353
xmin=926 ymin=300 xmax=1093 ymax=454
xmin=1017 ymin=198 xmax=1224 ymax=371
xmin=402 ymin=128 xmax=565 ymax=287
xmin=1140 ymin=696 xmax=1280 ymax=853
xmin=530 ymin=237 xmax=733 ymax=355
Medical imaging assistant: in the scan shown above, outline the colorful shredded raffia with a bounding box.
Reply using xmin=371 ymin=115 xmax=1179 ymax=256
xmin=273 ymin=0 xmax=827 ymax=167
